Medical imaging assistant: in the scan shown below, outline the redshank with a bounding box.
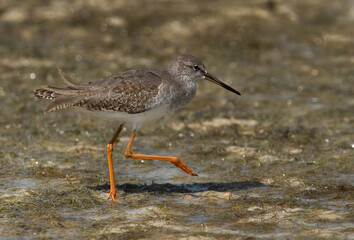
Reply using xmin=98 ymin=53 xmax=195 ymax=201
xmin=34 ymin=54 xmax=241 ymax=202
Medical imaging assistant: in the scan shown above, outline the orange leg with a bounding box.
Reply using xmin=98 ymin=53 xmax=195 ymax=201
xmin=124 ymin=131 xmax=198 ymax=176
xmin=106 ymin=124 xmax=124 ymax=202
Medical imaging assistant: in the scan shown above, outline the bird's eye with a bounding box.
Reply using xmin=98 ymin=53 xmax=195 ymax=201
xmin=192 ymin=65 xmax=199 ymax=71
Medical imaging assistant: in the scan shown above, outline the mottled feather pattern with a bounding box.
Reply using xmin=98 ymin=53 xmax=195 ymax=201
xmin=34 ymin=55 xmax=208 ymax=118
xmin=34 ymin=89 xmax=56 ymax=100
xmin=76 ymin=80 xmax=160 ymax=113
xmin=34 ymin=69 xmax=165 ymax=114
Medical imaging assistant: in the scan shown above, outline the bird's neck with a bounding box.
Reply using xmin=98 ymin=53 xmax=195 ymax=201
xmin=166 ymin=68 xmax=197 ymax=101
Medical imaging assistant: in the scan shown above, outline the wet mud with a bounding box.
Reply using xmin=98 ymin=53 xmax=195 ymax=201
xmin=0 ymin=0 xmax=353 ymax=239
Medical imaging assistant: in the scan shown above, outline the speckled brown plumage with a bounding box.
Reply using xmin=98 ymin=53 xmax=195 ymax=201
xmin=34 ymin=54 xmax=240 ymax=123
xmin=73 ymin=71 xmax=164 ymax=114
xmin=35 ymin=70 xmax=165 ymax=114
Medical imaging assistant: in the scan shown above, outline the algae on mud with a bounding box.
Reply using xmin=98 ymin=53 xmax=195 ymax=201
xmin=0 ymin=0 xmax=353 ymax=239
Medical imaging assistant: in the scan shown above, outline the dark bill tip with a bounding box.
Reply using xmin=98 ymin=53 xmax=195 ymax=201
xmin=203 ymin=72 xmax=241 ymax=96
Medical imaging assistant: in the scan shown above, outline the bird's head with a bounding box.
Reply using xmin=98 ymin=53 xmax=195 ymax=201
xmin=168 ymin=54 xmax=241 ymax=96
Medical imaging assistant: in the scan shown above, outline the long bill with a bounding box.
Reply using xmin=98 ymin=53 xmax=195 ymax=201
xmin=203 ymin=72 xmax=241 ymax=96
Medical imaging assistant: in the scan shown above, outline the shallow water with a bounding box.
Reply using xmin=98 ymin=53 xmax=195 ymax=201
xmin=0 ymin=0 xmax=353 ymax=239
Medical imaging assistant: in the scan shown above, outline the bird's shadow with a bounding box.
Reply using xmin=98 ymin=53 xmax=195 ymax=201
xmin=91 ymin=181 xmax=266 ymax=194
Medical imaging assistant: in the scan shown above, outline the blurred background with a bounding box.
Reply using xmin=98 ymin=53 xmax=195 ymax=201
xmin=0 ymin=0 xmax=353 ymax=239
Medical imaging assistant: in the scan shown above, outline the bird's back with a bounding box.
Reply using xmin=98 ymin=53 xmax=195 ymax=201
xmin=34 ymin=69 xmax=169 ymax=114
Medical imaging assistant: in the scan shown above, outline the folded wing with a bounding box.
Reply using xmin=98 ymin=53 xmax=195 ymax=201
xmin=34 ymin=68 xmax=165 ymax=114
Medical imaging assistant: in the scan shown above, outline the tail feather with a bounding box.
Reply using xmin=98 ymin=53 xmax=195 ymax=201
xmin=34 ymin=67 xmax=89 ymax=113
xmin=57 ymin=66 xmax=87 ymax=90
xmin=34 ymin=88 xmax=57 ymax=100
xmin=44 ymin=96 xmax=83 ymax=113
xmin=38 ymin=85 xmax=81 ymax=95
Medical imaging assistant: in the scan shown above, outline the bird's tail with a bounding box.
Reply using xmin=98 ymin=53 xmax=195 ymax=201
xmin=34 ymin=67 xmax=86 ymax=113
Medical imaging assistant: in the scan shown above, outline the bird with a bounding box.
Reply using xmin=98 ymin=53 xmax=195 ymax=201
xmin=34 ymin=54 xmax=241 ymax=202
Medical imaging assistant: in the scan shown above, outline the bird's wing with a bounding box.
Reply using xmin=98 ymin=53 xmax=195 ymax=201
xmin=75 ymin=70 xmax=166 ymax=114
xmin=35 ymin=69 xmax=167 ymax=114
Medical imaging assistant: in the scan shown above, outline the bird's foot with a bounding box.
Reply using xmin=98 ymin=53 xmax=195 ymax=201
xmin=107 ymin=190 xmax=120 ymax=203
xmin=171 ymin=158 xmax=198 ymax=176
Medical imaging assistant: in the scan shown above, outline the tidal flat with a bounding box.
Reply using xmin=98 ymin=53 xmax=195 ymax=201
xmin=0 ymin=0 xmax=353 ymax=239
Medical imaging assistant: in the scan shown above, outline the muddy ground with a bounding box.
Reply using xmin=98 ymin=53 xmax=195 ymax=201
xmin=0 ymin=0 xmax=353 ymax=239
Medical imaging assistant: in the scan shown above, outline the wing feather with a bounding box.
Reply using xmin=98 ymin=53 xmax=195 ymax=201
xmin=35 ymin=68 xmax=167 ymax=114
xmin=74 ymin=70 xmax=165 ymax=114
